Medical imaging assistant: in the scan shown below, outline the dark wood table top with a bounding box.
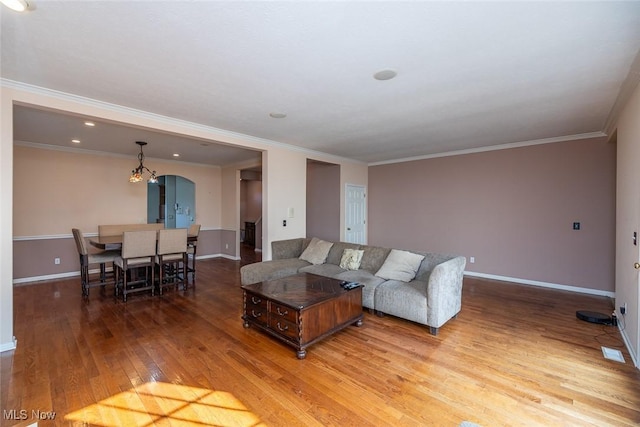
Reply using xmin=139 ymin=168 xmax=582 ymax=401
xmin=89 ymin=233 xmax=197 ymax=250
xmin=241 ymin=273 xmax=362 ymax=309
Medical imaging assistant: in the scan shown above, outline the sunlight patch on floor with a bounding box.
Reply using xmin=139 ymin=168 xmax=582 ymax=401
xmin=64 ymin=382 xmax=267 ymax=426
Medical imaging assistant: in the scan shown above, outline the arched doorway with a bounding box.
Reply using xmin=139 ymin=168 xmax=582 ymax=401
xmin=147 ymin=175 xmax=195 ymax=228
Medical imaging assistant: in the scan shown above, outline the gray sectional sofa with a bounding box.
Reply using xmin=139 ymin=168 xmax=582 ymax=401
xmin=240 ymin=237 xmax=466 ymax=335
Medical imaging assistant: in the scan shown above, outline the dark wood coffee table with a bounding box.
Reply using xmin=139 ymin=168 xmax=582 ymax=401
xmin=241 ymin=273 xmax=364 ymax=359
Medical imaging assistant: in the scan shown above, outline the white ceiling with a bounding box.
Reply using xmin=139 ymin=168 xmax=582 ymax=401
xmin=2 ymin=1 xmax=640 ymax=166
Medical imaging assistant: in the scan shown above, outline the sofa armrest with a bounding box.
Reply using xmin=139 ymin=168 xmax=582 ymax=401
xmin=271 ymin=238 xmax=306 ymax=260
xmin=426 ymin=256 xmax=466 ymax=328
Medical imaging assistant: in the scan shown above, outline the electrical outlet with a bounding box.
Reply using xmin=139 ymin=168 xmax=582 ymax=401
xmin=469 ymin=256 xmax=475 ymax=264
xmin=621 ymin=303 xmax=627 ymax=315
xmin=225 ymin=243 xmax=229 ymax=249
xmin=54 ymin=258 xmax=60 ymax=265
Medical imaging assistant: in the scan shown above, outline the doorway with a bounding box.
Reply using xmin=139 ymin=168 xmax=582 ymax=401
xmin=240 ymin=168 xmax=262 ymax=257
xmin=345 ymin=184 xmax=366 ymax=244
xmin=147 ymin=175 xmax=195 ymax=228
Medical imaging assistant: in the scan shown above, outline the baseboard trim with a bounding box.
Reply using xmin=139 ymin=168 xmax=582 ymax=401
xmin=464 ymin=271 xmax=615 ymax=298
xmin=13 ymin=271 xmax=80 ymax=285
xmin=0 ymin=336 xmax=17 ymax=353
xmin=617 ymin=324 xmax=639 ymax=368
xmin=12 ymin=254 xmax=241 ymax=285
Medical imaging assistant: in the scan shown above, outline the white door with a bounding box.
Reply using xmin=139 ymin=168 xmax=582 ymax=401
xmin=345 ymin=184 xmax=366 ymax=244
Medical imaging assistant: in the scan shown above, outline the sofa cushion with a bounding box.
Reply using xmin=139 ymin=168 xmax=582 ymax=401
xmin=271 ymin=238 xmax=306 ymax=260
xmin=240 ymin=258 xmax=311 ymax=285
xmin=339 ymin=249 xmax=364 ymax=270
xmin=326 ymin=242 xmax=361 ymax=265
xmin=299 ymin=264 xmax=346 ymax=278
xmin=375 ymin=249 xmax=425 ymax=282
xmin=359 ymin=246 xmax=392 ymax=274
xmin=336 ymin=270 xmax=386 ymax=310
xmin=299 ymin=237 xmax=334 ymax=265
xmin=374 ymin=279 xmax=429 ymax=325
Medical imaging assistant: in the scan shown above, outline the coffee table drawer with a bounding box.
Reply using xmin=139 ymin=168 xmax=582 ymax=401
xmin=245 ymin=293 xmax=268 ymax=326
xmin=269 ymin=301 xmax=297 ymax=323
xmin=269 ymin=317 xmax=298 ymax=340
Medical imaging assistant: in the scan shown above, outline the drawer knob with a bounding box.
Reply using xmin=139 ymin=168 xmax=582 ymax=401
xmin=276 ymin=322 xmax=289 ymax=332
xmin=276 ymin=307 xmax=288 ymax=316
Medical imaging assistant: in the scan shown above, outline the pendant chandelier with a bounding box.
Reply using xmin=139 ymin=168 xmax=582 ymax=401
xmin=129 ymin=141 xmax=158 ymax=183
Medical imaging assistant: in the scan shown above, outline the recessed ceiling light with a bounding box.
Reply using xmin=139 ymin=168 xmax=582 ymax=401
xmin=1 ymin=0 xmax=30 ymax=12
xmin=71 ymin=139 xmax=81 ymax=144
xmin=173 ymin=153 xmax=180 ymax=157
xmin=373 ymin=69 xmax=397 ymax=81
xmin=84 ymin=121 xmax=95 ymax=127
xmin=269 ymin=112 xmax=287 ymax=119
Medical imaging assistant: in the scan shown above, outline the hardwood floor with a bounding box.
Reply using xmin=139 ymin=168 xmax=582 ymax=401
xmin=3 ymin=254 xmax=640 ymax=426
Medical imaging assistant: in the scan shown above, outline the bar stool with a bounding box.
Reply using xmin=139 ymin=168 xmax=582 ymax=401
xmin=114 ymin=230 xmax=157 ymax=302
xmin=156 ymin=228 xmax=188 ymax=295
xmin=186 ymin=224 xmax=201 ymax=283
xmin=72 ymin=228 xmax=119 ymax=297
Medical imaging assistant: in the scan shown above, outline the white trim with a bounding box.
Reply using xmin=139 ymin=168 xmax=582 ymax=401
xmin=464 ymin=271 xmax=615 ymax=298
xmin=15 ymin=140 xmax=223 ymax=169
xmin=11 ymin=254 xmax=237 ymax=284
xmin=13 ymin=233 xmax=78 ymax=241
xmin=195 ymin=253 xmax=240 ymax=261
xmin=0 ymin=336 xmax=17 ymax=353
xmin=617 ymin=324 xmax=639 ymax=368
xmin=369 ymin=132 xmax=606 ymax=166
xmin=13 ymin=228 xmax=222 ymax=241
xmin=13 ymin=271 xmax=80 ymax=285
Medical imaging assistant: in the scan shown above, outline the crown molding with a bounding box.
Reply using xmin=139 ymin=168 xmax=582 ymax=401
xmin=14 ymin=140 xmax=222 ymax=169
xmin=368 ymin=131 xmax=607 ymax=166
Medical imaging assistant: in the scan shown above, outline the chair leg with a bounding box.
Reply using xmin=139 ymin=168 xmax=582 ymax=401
xmin=81 ymin=264 xmax=89 ymax=297
xmin=122 ymin=268 xmax=127 ymax=302
xmin=158 ymin=262 xmax=164 ymax=296
xmin=150 ymin=265 xmax=155 ymax=297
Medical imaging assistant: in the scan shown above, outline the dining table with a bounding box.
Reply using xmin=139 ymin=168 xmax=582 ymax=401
xmin=89 ymin=233 xmax=198 ymax=251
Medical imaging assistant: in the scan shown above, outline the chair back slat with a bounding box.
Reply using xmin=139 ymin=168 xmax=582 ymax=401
xmin=72 ymin=228 xmax=88 ymax=256
xmin=121 ymin=230 xmax=157 ymax=259
xmin=157 ymin=229 xmax=188 ymax=255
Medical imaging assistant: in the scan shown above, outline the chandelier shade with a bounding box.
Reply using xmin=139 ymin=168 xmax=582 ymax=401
xmin=129 ymin=141 xmax=158 ymax=183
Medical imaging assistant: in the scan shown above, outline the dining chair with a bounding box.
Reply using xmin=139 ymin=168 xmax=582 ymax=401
xmin=156 ymin=228 xmax=188 ymax=295
xmin=72 ymin=228 xmax=120 ymax=297
xmin=114 ymin=230 xmax=157 ymax=302
xmin=186 ymin=223 xmax=201 ymax=283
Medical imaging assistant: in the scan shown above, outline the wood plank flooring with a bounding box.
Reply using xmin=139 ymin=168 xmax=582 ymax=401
xmin=3 ymin=247 xmax=640 ymax=426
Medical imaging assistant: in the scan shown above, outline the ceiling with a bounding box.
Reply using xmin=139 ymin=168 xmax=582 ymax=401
xmin=2 ymin=1 xmax=640 ymax=166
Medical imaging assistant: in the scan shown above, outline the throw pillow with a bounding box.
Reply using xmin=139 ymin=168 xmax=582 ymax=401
xmin=375 ymin=249 xmax=425 ymax=282
xmin=299 ymin=237 xmax=334 ymax=265
xmin=339 ymin=249 xmax=364 ymax=270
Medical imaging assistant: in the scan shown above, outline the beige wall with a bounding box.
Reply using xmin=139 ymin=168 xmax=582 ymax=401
xmin=369 ymin=136 xmax=616 ymax=293
xmin=13 ymin=145 xmax=222 ymax=236
xmin=615 ymin=81 xmax=640 ymax=365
